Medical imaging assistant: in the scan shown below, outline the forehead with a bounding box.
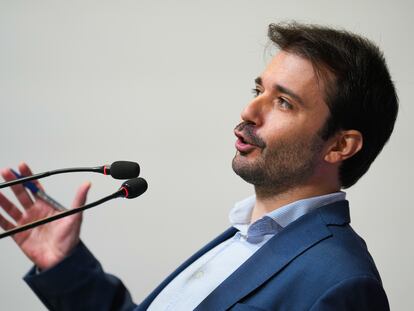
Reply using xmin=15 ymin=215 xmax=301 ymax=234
xmin=260 ymin=51 xmax=326 ymax=104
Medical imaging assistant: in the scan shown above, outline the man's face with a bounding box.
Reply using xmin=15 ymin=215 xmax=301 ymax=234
xmin=232 ymin=51 xmax=331 ymax=194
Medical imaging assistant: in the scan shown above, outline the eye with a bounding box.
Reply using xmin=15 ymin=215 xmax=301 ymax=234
xmin=277 ymin=97 xmax=293 ymax=110
xmin=251 ymin=88 xmax=262 ymax=98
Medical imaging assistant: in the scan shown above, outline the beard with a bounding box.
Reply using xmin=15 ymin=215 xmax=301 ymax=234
xmin=232 ymin=122 xmax=325 ymax=196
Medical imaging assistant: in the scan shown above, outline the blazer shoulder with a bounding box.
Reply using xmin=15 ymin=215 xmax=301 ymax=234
xmin=309 ymin=275 xmax=390 ymax=311
xmin=314 ymin=218 xmax=381 ymax=275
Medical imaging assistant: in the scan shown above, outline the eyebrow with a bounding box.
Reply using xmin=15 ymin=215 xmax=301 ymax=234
xmin=254 ymin=76 xmax=305 ymax=106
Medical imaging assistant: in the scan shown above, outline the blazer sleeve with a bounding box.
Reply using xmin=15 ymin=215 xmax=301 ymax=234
xmin=23 ymin=241 xmax=137 ymax=311
xmin=309 ymin=275 xmax=390 ymax=311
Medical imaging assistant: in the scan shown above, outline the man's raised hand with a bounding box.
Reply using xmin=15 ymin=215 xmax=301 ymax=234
xmin=0 ymin=162 xmax=90 ymax=271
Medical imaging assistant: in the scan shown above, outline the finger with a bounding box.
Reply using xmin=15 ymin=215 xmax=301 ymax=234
xmin=71 ymin=182 xmax=91 ymax=209
xmin=0 ymin=192 xmax=23 ymax=221
xmin=1 ymin=168 xmax=34 ymax=209
xmin=0 ymin=213 xmax=15 ymax=231
xmin=18 ymin=162 xmax=45 ymax=192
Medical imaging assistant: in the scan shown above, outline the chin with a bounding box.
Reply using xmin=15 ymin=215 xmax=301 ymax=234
xmin=232 ymin=154 xmax=261 ymax=179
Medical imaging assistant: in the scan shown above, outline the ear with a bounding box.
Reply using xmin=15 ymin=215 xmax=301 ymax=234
xmin=324 ymin=130 xmax=363 ymax=164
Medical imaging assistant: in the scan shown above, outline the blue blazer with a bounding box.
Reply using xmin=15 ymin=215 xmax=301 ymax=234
xmin=24 ymin=200 xmax=389 ymax=310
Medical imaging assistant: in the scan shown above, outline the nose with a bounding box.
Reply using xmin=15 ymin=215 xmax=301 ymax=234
xmin=240 ymin=95 xmax=266 ymax=127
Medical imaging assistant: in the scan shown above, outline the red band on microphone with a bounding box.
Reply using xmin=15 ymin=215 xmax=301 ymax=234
xmin=121 ymin=186 xmax=129 ymax=198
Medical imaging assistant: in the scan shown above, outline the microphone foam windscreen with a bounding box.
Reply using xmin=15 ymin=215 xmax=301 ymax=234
xmin=123 ymin=178 xmax=148 ymax=198
xmin=110 ymin=161 xmax=140 ymax=179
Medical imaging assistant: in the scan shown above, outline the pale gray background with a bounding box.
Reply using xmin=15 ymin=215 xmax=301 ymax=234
xmin=0 ymin=0 xmax=412 ymax=310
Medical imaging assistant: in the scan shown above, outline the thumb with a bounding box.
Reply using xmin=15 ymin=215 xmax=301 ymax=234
xmin=72 ymin=181 xmax=91 ymax=208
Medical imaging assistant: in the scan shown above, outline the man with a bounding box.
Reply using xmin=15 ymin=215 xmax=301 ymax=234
xmin=0 ymin=22 xmax=398 ymax=310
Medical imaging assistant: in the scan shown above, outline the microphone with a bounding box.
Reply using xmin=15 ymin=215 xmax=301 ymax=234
xmin=0 ymin=177 xmax=148 ymax=239
xmin=0 ymin=161 xmax=140 ymax=189
xmin=103 ymin=161 xmax=140 ymax=179
xmin=119 ymin=178 xmax=149 ymax=199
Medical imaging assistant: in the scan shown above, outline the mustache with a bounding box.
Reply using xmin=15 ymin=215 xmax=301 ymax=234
xmin=234 ymin=122 xmax=266 ymax=148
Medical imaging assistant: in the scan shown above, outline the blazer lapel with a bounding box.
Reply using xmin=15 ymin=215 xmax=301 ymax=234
xmin=138 ymin=227 xmax=238 ymax=310
xmin=195 ymin=201 xmax=350 ymax=311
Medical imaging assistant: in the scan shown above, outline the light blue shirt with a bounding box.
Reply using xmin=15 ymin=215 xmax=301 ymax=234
xmin=147 ymin=192 xmax=346 ymax=311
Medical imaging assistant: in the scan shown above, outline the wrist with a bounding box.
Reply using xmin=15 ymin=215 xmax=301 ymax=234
xmin=35 ymin=239 xmax=81 ymax=271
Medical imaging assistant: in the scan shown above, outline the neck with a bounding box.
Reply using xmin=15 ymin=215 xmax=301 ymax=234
xmin=251 ymin=179 xmax=340 ymax=223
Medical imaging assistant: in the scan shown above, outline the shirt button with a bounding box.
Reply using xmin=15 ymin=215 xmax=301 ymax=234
xmin=195 ymin=271 xmax=204 ymax=279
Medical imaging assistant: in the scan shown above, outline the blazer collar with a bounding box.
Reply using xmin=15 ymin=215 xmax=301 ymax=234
xmin=195 ymin=200 xmax=350 ymax=311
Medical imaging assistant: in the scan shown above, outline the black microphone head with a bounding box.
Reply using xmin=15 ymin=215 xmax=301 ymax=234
xmin=121 ymin=177 xmax=148 ymax=199
xmin=110 ymin=161 xmax=140 ymax=179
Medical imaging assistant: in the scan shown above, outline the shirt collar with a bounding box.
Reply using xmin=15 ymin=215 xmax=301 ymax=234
xmin=229 ymin=192 xmax=346 ymax=242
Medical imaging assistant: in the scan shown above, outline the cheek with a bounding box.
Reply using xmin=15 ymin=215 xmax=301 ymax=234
xmin=261 ymin=112 xmax=305 ymax=142
xmin=259 ymin=106 xmax=329 ymax=146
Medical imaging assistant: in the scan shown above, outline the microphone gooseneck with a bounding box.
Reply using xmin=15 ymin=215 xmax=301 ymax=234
xmin=0 ymin=161 xmax=140 ymax=189
xmin=0 ymin=177 xmax=148 ymax=240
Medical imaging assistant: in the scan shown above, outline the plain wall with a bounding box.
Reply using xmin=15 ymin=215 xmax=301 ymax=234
xmin=0 ymin=0 xmax=412 ymax=310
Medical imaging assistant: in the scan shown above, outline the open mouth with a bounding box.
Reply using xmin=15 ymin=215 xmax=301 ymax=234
xmin=238 ymin=135 xmax=248 ymax=144
xmin=235 ymin=131 xmax=257 ymax=153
